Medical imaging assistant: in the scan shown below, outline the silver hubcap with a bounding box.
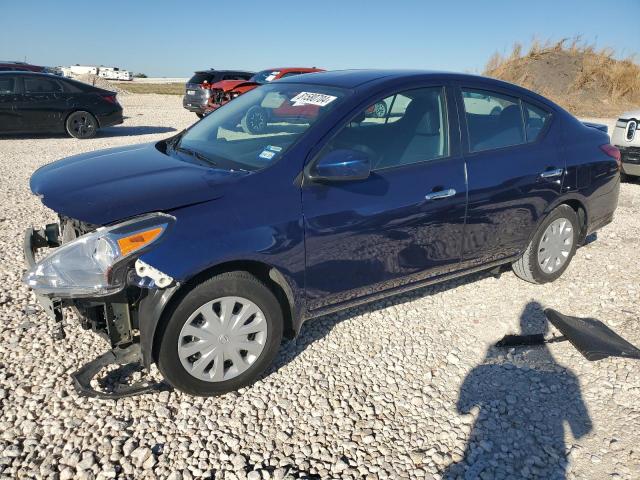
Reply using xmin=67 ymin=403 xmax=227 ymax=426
xmin=178 ymin=296 xmax=268 ymax=382
xmin=537 ymin=218 xmax=574 ymax=274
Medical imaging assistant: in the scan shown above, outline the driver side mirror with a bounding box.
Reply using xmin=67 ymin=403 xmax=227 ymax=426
xmin=309 ymin=149 xmax=371 ymax=182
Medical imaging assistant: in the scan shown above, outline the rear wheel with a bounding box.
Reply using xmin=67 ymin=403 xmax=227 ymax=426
xmin=512 ymin=205 xmax=579 ymax=284
xmin=66 ymin=111 xmax=98 ymax=139
xmin=196 ymin=113 xmax=205 ymax=119
xmin=157 ymin=271 xmax=283 ymax=396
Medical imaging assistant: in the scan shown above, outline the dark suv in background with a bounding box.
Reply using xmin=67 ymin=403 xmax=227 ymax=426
xmin=183 ymin=69 xmax=253 ymax=117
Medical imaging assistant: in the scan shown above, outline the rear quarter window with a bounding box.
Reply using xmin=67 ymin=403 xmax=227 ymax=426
xmin=523 ymin=102 xmax=551 ymax=142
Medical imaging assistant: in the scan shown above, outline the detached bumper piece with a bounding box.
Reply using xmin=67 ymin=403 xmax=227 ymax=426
xmin=71 ymin=343 xmax=169 ymax=399
xmin=496 ymin=308 xmax=640 ymax=361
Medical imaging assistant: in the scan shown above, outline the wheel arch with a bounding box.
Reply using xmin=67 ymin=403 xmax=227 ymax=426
xmin=519 ymin=195 xmax=589 ymax=259
xmin=140 ymin=259 xmax=298 ymax=369
xmin=561 ymin=198 xmax=589 ymax=244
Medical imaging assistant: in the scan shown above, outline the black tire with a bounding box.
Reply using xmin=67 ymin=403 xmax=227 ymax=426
xmin=241 ymin=106 xmax=268 ymax=134
xmin=66 ymin=111 xmax=98 ymax=139
xmin=157 ymin=271 xmax=283 ymax=396
xmin=196 ymin=113 xmax=205 ymax=119
xmin=512 ymin=205 xmax=579 ymax=284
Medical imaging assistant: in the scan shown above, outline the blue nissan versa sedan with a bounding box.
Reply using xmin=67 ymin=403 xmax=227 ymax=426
xmin=23 ymin=70 xmax=620 ymax=396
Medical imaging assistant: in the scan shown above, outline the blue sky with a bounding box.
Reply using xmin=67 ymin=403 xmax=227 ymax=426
xmin=2 ymin=0 xmax=639 ymax=77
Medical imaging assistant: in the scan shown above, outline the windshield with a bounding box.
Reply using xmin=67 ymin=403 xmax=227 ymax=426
xmin=250 ymin=70 xmax=281 ymax=84
xmin=174 ymin=84 xmax=348 ymax=171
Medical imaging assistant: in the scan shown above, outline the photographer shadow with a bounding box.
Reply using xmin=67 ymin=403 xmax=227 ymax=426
xmin=443 ymin=301 xmax=592 ymax=480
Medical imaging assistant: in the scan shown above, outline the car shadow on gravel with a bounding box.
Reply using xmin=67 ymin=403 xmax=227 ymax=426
xmin=441 ymin=301 xmax=593 ymax=480
xmin=270 ymin=266 xmax=506 ymax=374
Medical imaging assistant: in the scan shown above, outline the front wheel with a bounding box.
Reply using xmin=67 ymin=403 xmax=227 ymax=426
xmin=196 ymin=113 xmax=205 ymax=119
xmin=512 ymin=205 xmax=579 ymax=284
xmin=66 ymin=111 xmax=98 ymax=139
xmin=157 ymin=271 xmax=283 ymax=396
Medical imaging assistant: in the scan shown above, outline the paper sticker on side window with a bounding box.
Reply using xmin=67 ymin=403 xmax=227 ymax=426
xmin=291 ymin=92 xmax=337 ymax=107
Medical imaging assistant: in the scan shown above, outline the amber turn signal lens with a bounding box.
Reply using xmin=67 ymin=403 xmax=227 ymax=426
xmin=117 ymin=227 xmax=163 ymax=256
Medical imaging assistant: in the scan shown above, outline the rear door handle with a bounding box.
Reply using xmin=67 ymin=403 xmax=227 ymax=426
xmin=425 ymin=188 xmax=456 ymax=200
xmin=539 ymin=168 xmax=564 ymax=178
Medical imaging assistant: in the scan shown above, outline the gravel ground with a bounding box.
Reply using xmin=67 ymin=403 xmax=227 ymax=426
xmin=0 ymin=95 xmax=639 ymax=480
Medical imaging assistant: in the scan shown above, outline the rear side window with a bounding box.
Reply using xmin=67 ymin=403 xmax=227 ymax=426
xmin=523 ymin=102 xmax=551 ymax=142
xmin=0 ymin=77 xmax=15 ymax=94
xmin=24 ymin=77 xmax=63 ymax=93
xmin=462 ymin=89 xmax=525 ymax=152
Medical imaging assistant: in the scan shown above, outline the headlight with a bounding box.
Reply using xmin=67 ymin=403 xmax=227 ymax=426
xmin=23 ymin=213 xmax=175 ymax=297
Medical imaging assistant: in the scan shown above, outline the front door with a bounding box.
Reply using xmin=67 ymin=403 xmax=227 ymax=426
xmin=457 ymin=86 xmax=563 ymax=268
xmin=302 ymin=86 xmax=468 ymax=311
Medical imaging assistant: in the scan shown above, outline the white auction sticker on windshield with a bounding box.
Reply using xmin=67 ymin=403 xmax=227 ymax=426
xmin=291 ymin=92 xmax=337 ymax=107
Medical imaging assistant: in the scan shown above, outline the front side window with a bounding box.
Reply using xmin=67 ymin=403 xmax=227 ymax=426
xmin=323 ymin=87 xmax=448 ymax=170
xmin=0 ymin=77 xmax=15 ymax=94
xmin=24 ymin=77 xmax=63 ymax=94
xmin=462 ymin=89 xmax=524 ymax=152
xmin=175 ymin=83 xmax=347 ymax=171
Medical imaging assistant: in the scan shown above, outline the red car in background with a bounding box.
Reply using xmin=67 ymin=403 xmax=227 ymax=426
xmin=0 ymin=61 xmax=47 ymax=72
xmin=204 ymin=67 xmax=323 ymax=114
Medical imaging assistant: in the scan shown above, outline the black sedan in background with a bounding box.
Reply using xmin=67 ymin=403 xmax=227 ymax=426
xmin=0 ymin=72 xmax=123 ymax=139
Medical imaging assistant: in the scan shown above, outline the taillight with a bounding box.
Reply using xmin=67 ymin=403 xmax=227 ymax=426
xmin=101 ymin=94 xmax=117 ymax=104
xmin=600 ymin=144 xmax=621 ymax=170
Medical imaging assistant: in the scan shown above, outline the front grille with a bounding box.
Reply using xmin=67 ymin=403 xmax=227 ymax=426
xmin=620 ymin=146 xmax=640 ymax=165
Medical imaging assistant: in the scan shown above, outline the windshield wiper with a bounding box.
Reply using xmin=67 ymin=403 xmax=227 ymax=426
xmin=175 ymin=146 xmax=217 ymax=166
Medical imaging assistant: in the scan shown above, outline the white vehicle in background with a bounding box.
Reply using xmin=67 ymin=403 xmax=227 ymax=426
xmin=98 ymin=67 xmax=133 ymax=81
xmin=59 ymin=65 xmax=133 ymax=81
xmin=611 ymin=109 xmax=640 ymax=180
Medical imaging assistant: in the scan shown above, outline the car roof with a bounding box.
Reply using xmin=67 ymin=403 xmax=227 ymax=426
xmin=0 ymin=71 xmax=55 ymax=77
xmin=277 ymin=69 xmax=556 ymax=104
xmin=194 ymin=70 xmax=253 ymax=74
xmin=259 ymin=67 xmax=322 ymax=74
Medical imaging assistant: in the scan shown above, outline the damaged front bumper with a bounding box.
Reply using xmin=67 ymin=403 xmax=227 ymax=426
xmin=23 ymin=223 xmax=171 ymax=398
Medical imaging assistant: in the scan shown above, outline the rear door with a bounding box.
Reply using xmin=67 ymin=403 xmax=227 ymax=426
xmin=14 ymin=75 xmax=67 ymax=131
xmin=456 ymin=85 xmax=563 ymax=268
xmin=302 ymin=85 xmax=468 ymax=311
xmin=0 ymin=75 xmax=20 ymax=132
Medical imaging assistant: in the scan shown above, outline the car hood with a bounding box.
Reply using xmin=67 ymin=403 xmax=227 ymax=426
xmin=30 ymin=142 xmax=243 ymax=225
xmin=211 ymin=79 xmax=259 ymax=92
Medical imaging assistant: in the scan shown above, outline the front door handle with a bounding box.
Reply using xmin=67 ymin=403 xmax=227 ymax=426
xmin=539 ymin=168 xmax=564 ymax=179
xmin=425 ymin=188 xmax=456 ymax=200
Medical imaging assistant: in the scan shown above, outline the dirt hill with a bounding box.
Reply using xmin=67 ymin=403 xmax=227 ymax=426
xmin=484 ymin=39 xmax=640 ymax=117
